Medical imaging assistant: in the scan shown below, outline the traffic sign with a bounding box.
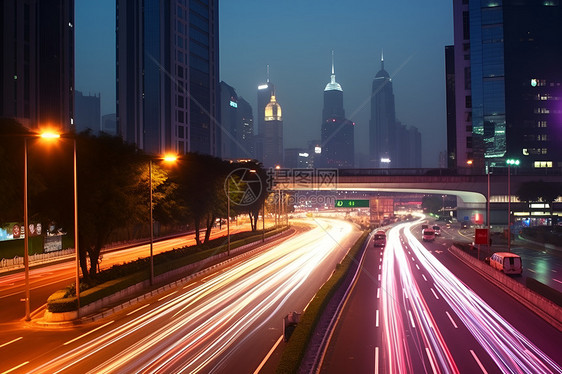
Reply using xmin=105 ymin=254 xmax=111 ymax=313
xmin=334 ymin=199 xmax=369 ymax=208
xmin=474 ymin=229 xmax=489 ymax=245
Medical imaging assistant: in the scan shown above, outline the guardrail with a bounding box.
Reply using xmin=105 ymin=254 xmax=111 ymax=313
xmin=1 ymin=249 xmax=75 ymax=272
xmin=450 ymin=245 xmax=562 ymax=331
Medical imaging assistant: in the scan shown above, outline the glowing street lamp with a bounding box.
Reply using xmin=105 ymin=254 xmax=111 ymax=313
xmin=23 ymin=131 xmax=66 ymax=320
xmin=506 ymin=159 xmax=520 ymax=251
xmin=149 ymin=154 xmax=177 ymax=285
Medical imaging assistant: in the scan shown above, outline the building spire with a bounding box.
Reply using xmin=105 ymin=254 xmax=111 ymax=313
xmin=381 ymin=49 xmax=384 ymax=70
xmin=324 ymin=50 xmax=342 ymax=91
xmin=266 ymin=64 xmax=270 ymax=83
xmin=331 ymin=50 xmax=335 ymax=75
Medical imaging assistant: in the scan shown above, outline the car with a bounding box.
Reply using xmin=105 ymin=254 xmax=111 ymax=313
xmin=489 ymin=252 xmax=522 ymax=275
xmin=432 ymin=225 xmax=441 ymax=236
xmin=422 ymin=229 xmax=436 ymax=241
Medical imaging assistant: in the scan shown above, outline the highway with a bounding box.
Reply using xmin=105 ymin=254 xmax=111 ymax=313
xmin=321 ymin=220 xmax=562 ymax=373
xmin=0 ymin=219 xmax=361 ymax=373
xmin=0 ymin=223 xmax=260 ymax=322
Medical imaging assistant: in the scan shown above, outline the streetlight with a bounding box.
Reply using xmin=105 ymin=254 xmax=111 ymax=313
xmin=149 ymin=154 xmax=177 ymax=285
xmin=22 ymin=132 xmax=63 ymax=321
xmin=506 ymin=158 xmax=520 ymax=251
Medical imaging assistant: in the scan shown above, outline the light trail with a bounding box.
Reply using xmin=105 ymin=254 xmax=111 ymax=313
xmin=27 ymin=219 xmax=356 ymax=373
xmin=402 ymin=221 xmax=562 ymax=374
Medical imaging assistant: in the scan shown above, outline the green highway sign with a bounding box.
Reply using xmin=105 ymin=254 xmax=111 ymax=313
xmin=335 ymin=199 xmax=370 ymax=208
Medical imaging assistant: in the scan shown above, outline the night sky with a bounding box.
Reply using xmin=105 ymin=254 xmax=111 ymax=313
xmin=75 ymin=1 xmax=453 ymax=167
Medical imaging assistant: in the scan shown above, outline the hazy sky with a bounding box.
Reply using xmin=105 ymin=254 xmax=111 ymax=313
xmin=75 ymin=1 xmax=453 ymax=167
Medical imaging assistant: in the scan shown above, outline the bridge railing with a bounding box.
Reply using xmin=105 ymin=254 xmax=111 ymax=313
xmin=337 ymin=167 xmax=562 ymax=177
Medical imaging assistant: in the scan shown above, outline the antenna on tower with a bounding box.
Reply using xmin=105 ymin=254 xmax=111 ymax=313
xmin=331 ymin=50 xmax=335 ymax=75
xmin=266 ymin=64 xmax=270 ymax=83
xmin=381 ymin=49 xmax=384 ymax=70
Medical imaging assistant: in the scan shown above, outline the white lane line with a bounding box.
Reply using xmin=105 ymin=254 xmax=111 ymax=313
xmin=416 ymin=264 xmax=420 ymax=270
xmin=126 ymin=304 xmax=149 ymax=316
xmin=411 ymin=257 xmax=415 ymax=262
xmin=446 ymin=311 xmax=458 ymax=328
xmin=470 ymin=350 xmax=488 ymax=373
xmin=430 ymin=288 xmax=439 ymax=300
xmin=422 ymin=274 xmax=428 ymax=282
xmin=253 ymin=335 xmax=283 ymax=374
xmin=378 ymin=274 xmax=381 ymax=281
xmin=1 ymin=361 xmax=29 ymax=374
xmin=408 ymin=310 xmax=416 ymax=328
xmin=527 ymin=268 xmax=536 ymax=273
xmin=376 ymin=310 xmax=379 ymax=327
xmin=377 ymin=287 xmax=380 ymax=299
xmin=374 ymin=347 xmax=379 ymax=374
xmin=0 ymin=337 xmax=23 ymax=348
xmin=63 ymin=320 xmax=115 ymax=346
xmin=553 ymin=279 xmax=562 ymax=284
xmin=379 ymin=265 xmax=381 ymax=270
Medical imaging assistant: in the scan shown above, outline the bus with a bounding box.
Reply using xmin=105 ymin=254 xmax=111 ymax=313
xmin=373 ymin=230 xmax=386 ymax=247
xmin=489 ymin=252 xmax=522 ymax=275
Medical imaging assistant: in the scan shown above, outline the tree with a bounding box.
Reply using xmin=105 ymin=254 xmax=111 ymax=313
xmin=74 ymin=131 xmax=147 ymax=280
xmin=172 ymin=153 xmax=230 ymax=245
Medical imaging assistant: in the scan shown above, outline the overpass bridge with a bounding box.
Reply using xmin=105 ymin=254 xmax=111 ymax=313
xmin=270 ymin=168 xmax=562 ymax=226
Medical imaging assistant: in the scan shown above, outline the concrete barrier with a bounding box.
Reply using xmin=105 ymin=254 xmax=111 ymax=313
xmin=450 ymin=245 xmax=562 ymax=331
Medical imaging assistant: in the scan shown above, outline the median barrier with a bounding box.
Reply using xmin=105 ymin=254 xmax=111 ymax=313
xmin=450 ymin=245 xmax=562 ymax=331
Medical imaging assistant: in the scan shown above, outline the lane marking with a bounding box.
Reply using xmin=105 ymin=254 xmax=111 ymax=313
xmin=126 ymin=304 xmax=149 ymax=316
xmin=553 ymin=279 xmax=562 ymax=284
xmin=430 ymin=288 xmax=439 ymax=300
xmin=377 ymin=287 xmax=380 ymax=299
xmin=526 ymin=268 xmax=536 ymax=273
xmin=470 ymin=350 xmax=488 ymax=373
xmin=63 ymin=320 xmax=115 ymax=346
xmin=378 ymin=274 xmax=381 ymax=281
xmin=253 ymin=335 xmax=283 ymax=374
xmin=375 ymin=347 xmax=379 ymax=374
xmin=446 ymin=311 xmax=458 ymax=328
xmin=1 ymin=361 xmax=29 ymax=374
xmin=416 ymin=264 xmax=420 ymax=270
xmin=0 ymin=337 xmax=23 ymax=348
xmin=422 ymin=274 xmax=428 ymax=282
xmin=376 ymin=310 xmax=379 ymax=327
xmin=408 ymin=310 xmax=416 ymax=328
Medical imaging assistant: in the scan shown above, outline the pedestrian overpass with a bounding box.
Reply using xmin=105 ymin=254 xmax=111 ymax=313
xmin=271 ymin=168 xmax=562 ymax=225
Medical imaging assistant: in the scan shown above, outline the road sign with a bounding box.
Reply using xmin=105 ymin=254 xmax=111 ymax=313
xmin=335 ymin=199 xmax=369 ymax=208
xmin=474 ymin=228 xmax=489 ymax=245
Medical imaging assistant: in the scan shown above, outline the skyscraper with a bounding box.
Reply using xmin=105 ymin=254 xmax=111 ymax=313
xmin=255 ymin=66 xmax=275 ymax=164
xmin=0 ymin=0 xmax=74 ymax=131
xmin=321 ymin=52 xmax=354 ymax=168
xmin=75 ymin=91 xmax=100 ymax=133
xmin=450 ymin=0 xmax=562 ymax=171
xmin=261 ymin=91 xmax=283 ymax=168
xmin=219 ymin=81 xmax=254 ymax=160
xmin=369 ymin=52 xmax=396 ymax=168
xmin=116 ymin=0 xmax=219 ymax=156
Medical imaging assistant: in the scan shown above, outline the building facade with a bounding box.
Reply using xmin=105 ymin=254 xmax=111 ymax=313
xmin=75 ymin=91 xmax=100 ymax=133
xmin=369 ymin=53 xmax=396 ymax=168
xmin=116 ymin=0 xmax=219 ymax=156
xmin=450 ymin=0 xmax=562 ymax=171
xmin=395 ymin=121 xmax=422 ymax=168
xmin=255 ymin=68 xmax=275 ymax=164
xmin=321 ymin=52 xmax=354 ymax=168
xmin=261 ymin=91 xmax=283 ymax=168
xmin=219 ymin=82 xmax=254 ymax=160
xmin=0 ymin=0 xmax=74 ymax=131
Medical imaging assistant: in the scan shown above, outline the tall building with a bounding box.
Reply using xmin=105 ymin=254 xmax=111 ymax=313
xmin=236 ymin=96 xmax=255 ymax=159
xmin=321 ymin=52 xmax=354 ymax=168
xmin=261 ymin=91 xmax=283 ymax=168
xmin=116 ymin=0 xmax=219 ymax=156
xmin=219 ymin=82 xmax=254 ymax=160
xmin=445 ymin=45 xmax=457 ymax=169
xmin=0 ymin=0 xmax=74 ymax=131
xmin=449 ymin=0 xmax=562 ymax=171
xmin=255 ymin=66 xmax=275 ymax=163
xmin=75 ymin=91 xmax=100 ymax=133
xmin=369 ymin=52 xmax=396 ymax=168
xmin=395 ymin=121 xmax=422 ymax=168
xmin=102 ymin=113 xmax=117 ymax=135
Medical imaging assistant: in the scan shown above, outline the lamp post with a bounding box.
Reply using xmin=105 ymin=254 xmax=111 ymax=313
xmin=149 ymin=154 xmax=177 ymax=285
xmin=227 ymin=180 xmax=231 ymax=257
xmin=23 ymin=137 xmax=30 ymax=321
xmin=506 ymin=159 xmax=520 ymax=252
xmin=72 ymin=137 xmax=80 ymax=316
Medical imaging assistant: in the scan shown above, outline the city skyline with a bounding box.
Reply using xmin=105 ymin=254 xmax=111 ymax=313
xmin=75 ymin=0 xmax=452 ymax=167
